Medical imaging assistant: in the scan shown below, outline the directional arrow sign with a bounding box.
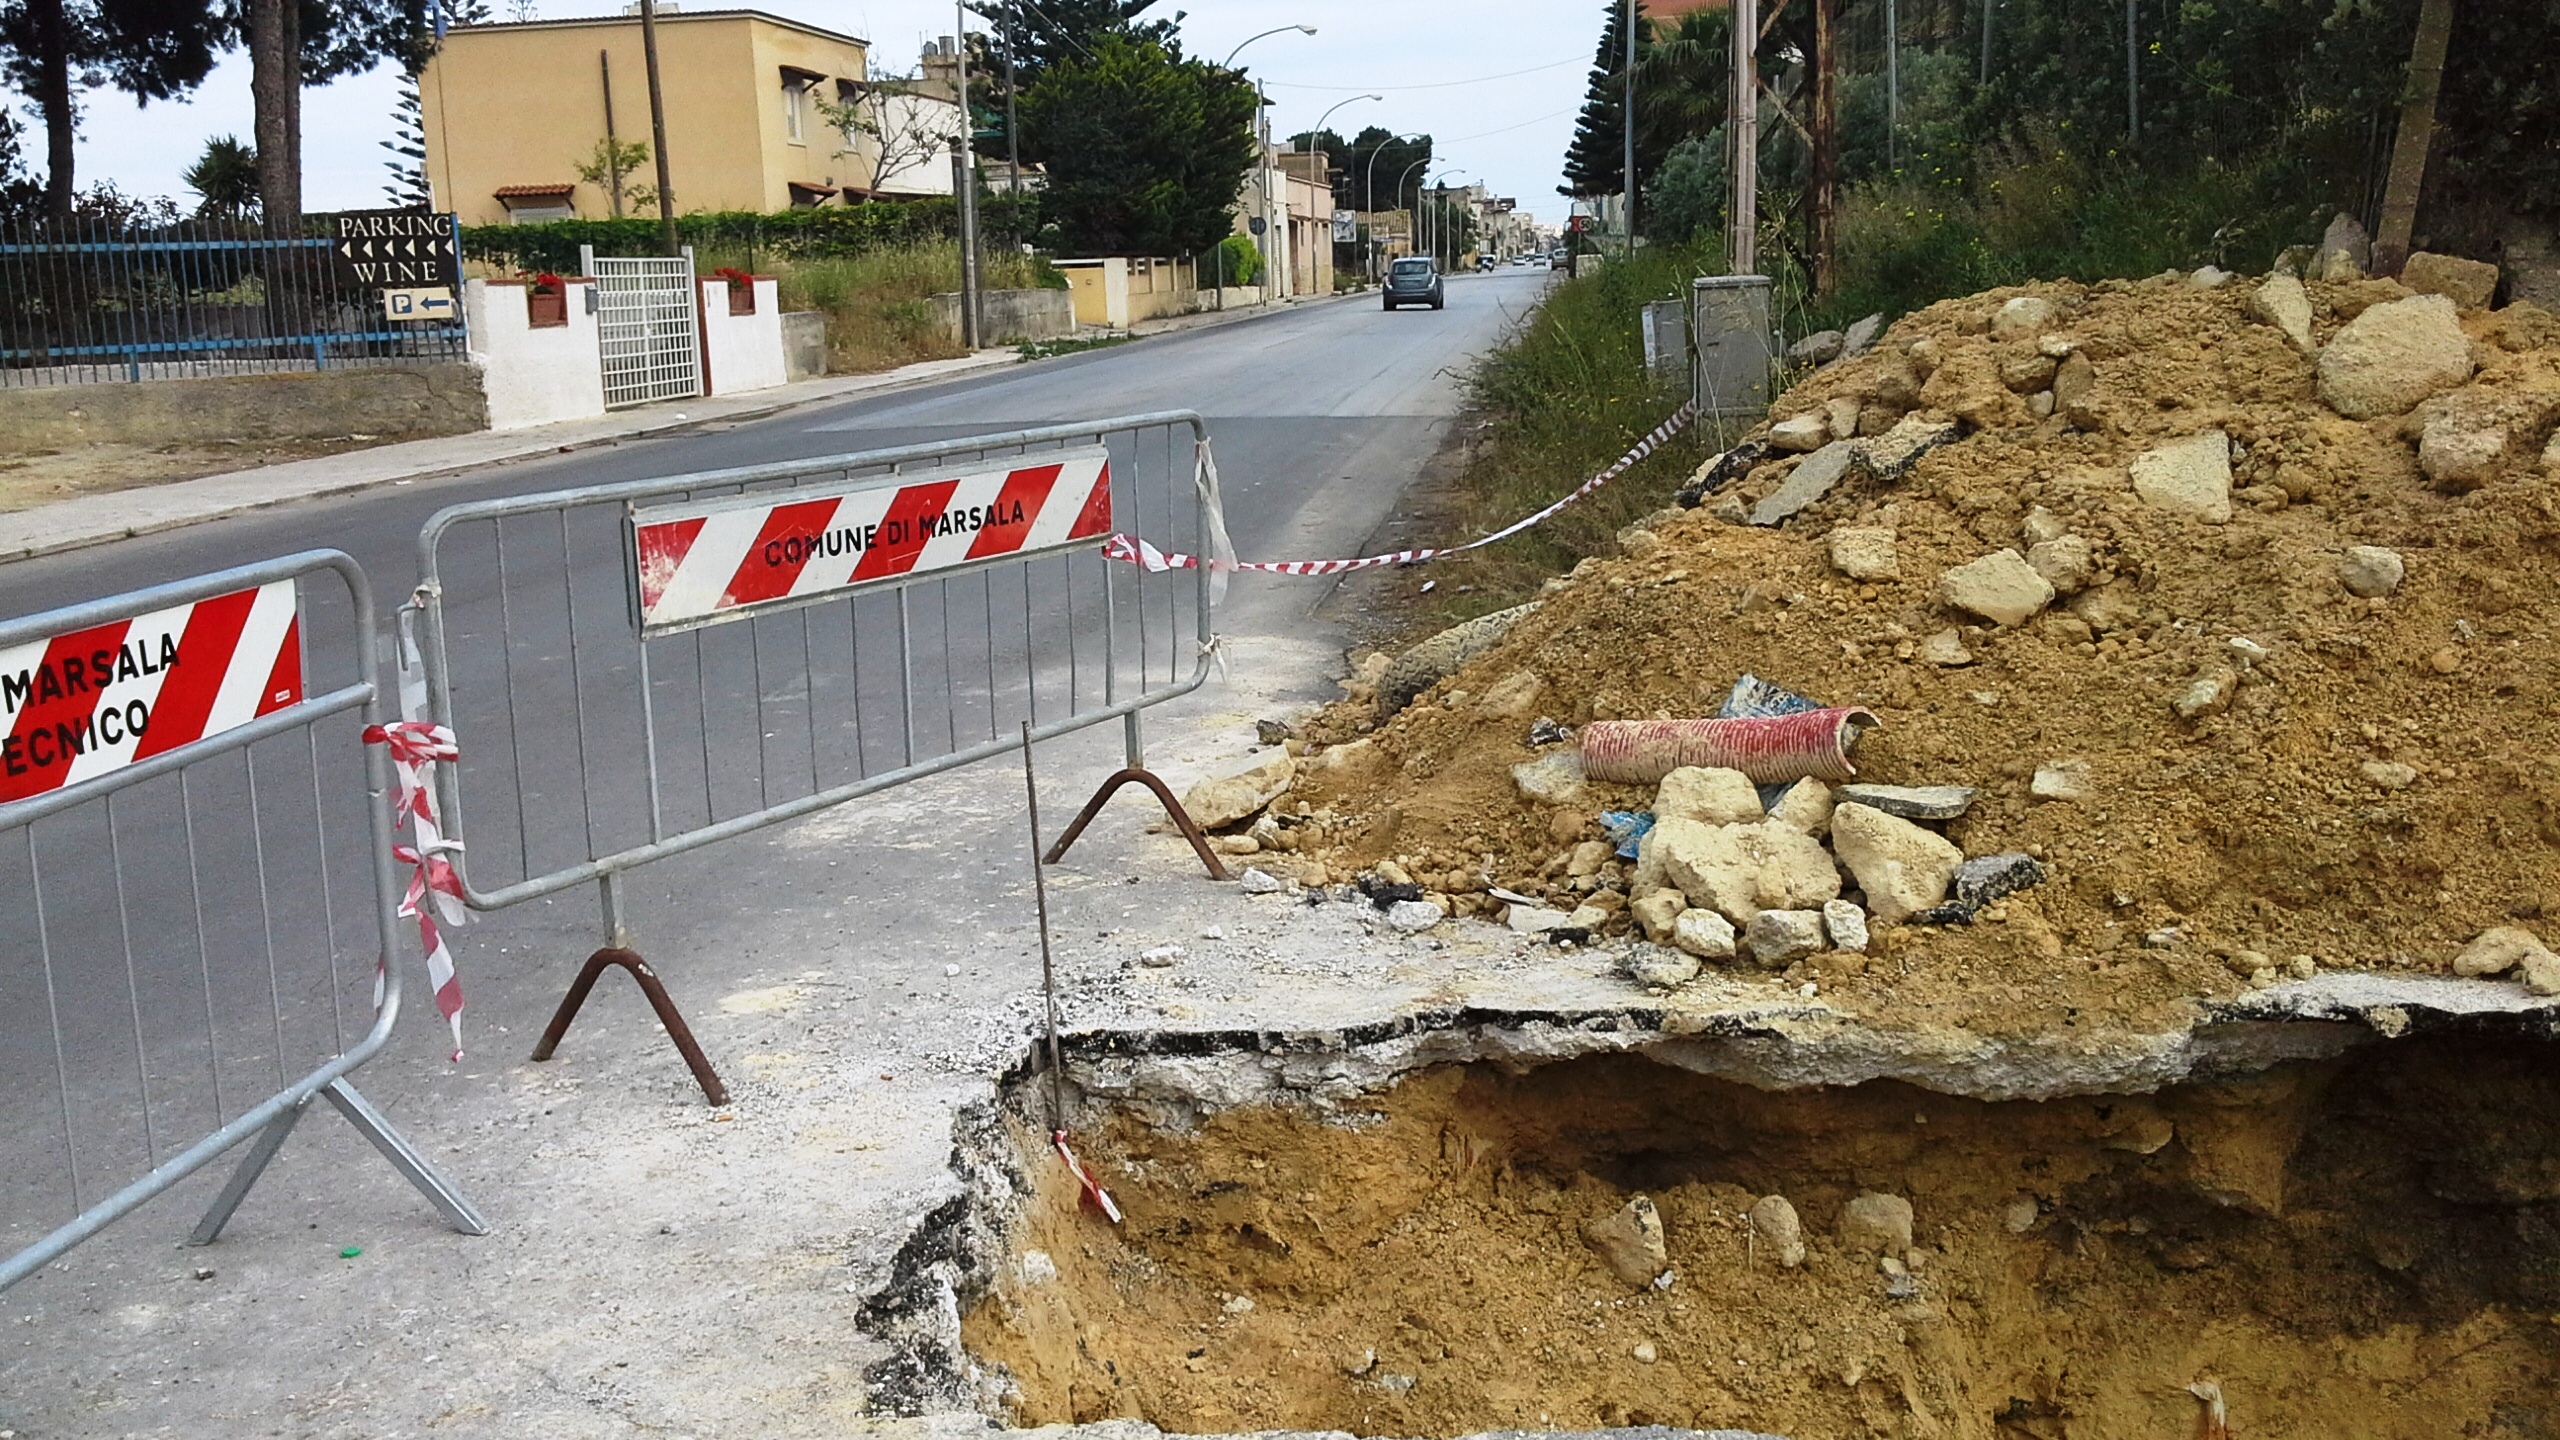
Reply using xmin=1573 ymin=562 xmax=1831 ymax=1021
xmin=326 ymin=208 xmax=460 ymax=291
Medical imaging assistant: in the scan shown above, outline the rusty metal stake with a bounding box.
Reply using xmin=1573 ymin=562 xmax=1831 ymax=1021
xmin=1040 ymin=767 xmax=1229 ymax=880
xmin=530 ymin=947 xmax=730 ymax=1107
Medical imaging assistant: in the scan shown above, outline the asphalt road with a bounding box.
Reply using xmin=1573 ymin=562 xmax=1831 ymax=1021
xmin=0 ymin=269 xmax=1547 ymax=1277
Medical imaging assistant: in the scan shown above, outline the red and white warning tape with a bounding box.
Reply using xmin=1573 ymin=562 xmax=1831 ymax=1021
xmin=1104 ymin=399 xmax=1699 ymax=578
xmin=369 ymin=597 xmax=468 ymax=1060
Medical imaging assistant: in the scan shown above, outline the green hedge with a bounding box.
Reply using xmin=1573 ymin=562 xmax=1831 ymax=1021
xmin=461 ymin=193 xmax=1044 ymax=274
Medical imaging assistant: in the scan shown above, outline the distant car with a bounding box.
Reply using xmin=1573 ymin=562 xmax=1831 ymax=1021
xmin=1383 ymin=257 xmax=1444 ymax=311
xmin=1476 ymin=255 xmax=1496 ymax=271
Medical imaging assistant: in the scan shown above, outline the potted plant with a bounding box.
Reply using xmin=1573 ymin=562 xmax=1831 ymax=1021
xmin=713 ymin=266 xmax=757 ymax=316
xmin=525 ymin=272 xmax=568 ymax=327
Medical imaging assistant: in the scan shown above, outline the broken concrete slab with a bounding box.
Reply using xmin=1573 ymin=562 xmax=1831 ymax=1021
xmin=1749 ymin=441 xmax=1859 ymax=526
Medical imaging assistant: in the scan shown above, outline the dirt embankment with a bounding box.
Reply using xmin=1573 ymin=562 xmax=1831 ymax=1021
xmin=1246 ymin=270 xmax=2560 ymax=1036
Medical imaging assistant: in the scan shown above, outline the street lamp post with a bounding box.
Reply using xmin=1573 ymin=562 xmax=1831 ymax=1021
xmin=1394 ymin=156 xmax=1428 ymax=267
xmin=1363 ymin=132 xmax=1422 ymax=281
xmin=1221 ymin=25 xmax=1314 ymax=298
xmin=1299 ymin=93 xmax=1379 ymax=295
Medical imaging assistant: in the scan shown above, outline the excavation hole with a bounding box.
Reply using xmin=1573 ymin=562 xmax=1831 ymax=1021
xmin=962 ymin=1036 xmax=2560 ymax=1438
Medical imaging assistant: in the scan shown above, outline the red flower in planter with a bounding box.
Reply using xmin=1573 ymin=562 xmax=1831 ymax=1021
xmin=528 ymin=271 xmax=565 ymax=295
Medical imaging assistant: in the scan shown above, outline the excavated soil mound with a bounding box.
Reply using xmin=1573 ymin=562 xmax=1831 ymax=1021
xmin=1268 ymin=275 xmax=2560 ymax=1034
xmin=966 ymin=1040 xmax=2560 ymax=1439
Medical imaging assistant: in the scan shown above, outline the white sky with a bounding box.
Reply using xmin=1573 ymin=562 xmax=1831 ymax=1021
xmin=21 ymin=0 xmax=1607 ymax=225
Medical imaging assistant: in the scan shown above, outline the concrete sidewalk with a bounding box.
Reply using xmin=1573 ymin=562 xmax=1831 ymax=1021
xmin=0 ymin=290 xmax=1367 ymax=567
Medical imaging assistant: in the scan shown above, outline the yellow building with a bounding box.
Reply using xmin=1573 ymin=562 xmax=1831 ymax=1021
xmin=422 ymin=9 xmax=947 ymax=227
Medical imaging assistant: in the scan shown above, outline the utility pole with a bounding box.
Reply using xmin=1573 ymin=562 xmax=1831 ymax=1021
xmin=1812 ymin=0 xmax=1837 ymax=296
xmin=1980 ymin=0 xmax=1993 ymax=86
xmin=601 ymin=49 xmax=623 ymax=218
xmin=638 ymin=0 xmax=678 ymax=255
xmin=1730 ymin=0 xmax=1758 ymax=274
xmin=2374 ymin=0 xmax=2455 ymax=275
xmin=2125 ymin=0 xmax=2138 ymax=142
xmin=954 ymin=5 xmax=982 ymax=345
xmin=1622 ymin=0 xmax=1637 ymax=250
xmin=1004 ymin=23 xmax=1020 ymax=195
xmin=1885 ymin=0 xmax=1898 ymax=169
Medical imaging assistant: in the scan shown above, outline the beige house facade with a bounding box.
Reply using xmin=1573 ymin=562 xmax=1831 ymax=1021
xmin=422 ymin=9 xmax=952 ymax=227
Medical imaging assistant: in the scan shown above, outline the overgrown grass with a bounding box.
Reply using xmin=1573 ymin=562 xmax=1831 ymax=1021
xmin=1406 ymin=245 xmax=1717 ymax=625
xmin=711 ymin=243 xmax=1061 ymax=375
xmin=1017 ymin=334 xmax=1130 ymax=361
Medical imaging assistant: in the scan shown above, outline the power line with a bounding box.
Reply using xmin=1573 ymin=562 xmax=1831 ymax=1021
xmin=1262 ymin=58 xmax=1579 ymax=92
xmin=1438 ymin=107 xmax=1576 ymax=146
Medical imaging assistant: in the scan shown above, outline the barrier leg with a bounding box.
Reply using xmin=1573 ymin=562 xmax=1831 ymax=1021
xmin=321 ymin=1079 xmax=491 ymax=1236
xmin=187 ymin=1098 xmax=310 ymax=1246
xmin=1042 ymin=768 xmax=1230 ymax=880
xmin=530 ymin=947 xmax=730 ymax=1107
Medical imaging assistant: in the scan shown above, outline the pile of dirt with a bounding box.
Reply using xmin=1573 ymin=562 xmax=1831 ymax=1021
xmin=965 ymin=1042 xmax=2560 ymax=1437
xmin=1234 ymin=267 xmax=2560 ymax=1035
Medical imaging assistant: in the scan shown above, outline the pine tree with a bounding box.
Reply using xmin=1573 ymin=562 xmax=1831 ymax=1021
xmin=381 ymin=70 xmax=430 ymax=206
xmin=1559 ymin=1 xmax=1631 ymax=199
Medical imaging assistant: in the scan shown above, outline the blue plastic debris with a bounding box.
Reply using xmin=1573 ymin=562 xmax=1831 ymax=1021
xmin=1599 ymin=810 xmax=1656 ymax=859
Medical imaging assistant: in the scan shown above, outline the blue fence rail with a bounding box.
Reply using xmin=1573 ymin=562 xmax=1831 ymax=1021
xmin=0 ymin=215 xmax=469 ymax=387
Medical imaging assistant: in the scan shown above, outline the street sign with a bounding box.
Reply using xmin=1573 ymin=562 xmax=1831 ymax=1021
xmin=328 ymin=208 xmax=460 ymax=289
xmin=1248 ymin=216 xmax=1267 ymax=236
xmin=383 ymin=286 xmax=457 ymax=321
xmin=1 ymin=580 xmax=303 ymax=804
xmin=628 ymin=448 xmax=1115 ymax=634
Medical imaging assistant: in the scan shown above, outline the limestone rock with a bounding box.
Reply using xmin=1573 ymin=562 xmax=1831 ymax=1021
xmin=1829 ymin=803 xmax=1964 ymax=926
xmin=2248 ymin=273 xmax=2316 ymax=352
xmin=1825 ymin=397 xmax=1863 ymax=441
xmin=1841 ymin=312 xmax=1885 ymax=357
xmin=1511 ymin=750 xmax=1587 ymax=806
xmin=1651 ymin=818 xmax=1758 ymax=922
xmin=1506 ymin=903 xmax=1574 ymax=934
xmin=2189 ymin=264 xmax=2232 ymax=289
xmin=1672 ymin=907 xmax=1737 ymax=959
xmin=1938 ymin=549 xmax=2055 ymax=627
xmin=2361 ymin=760 xmax=2418 ymax=790
xmin=1923 ymin=628 xmax=1974 ymax=666
xmin=1583 ymin=1196 xmax=1668 ymax=1287
xmin=1475 ymin=669 xmax=1547 ymax=720
xmin=1184 ymin=749 xmax=1297 ymax=829
xmin=1862 ymin=415 xmax=1962 ymax=479
xmin=1750 ymin=441 xmax=1860 ymax=526
xmin=2316 ymin=294 xmax=2473 ymax=419
xmin=2339 ymin=545 xmax=2405 ymax=598
xmin=2021 ymin=505 xmax=2069 ymax=547
xmin=1655 ymin=766 xmax=1764 ymax=827
xmin=2172 ymin=667 xmax=2238 ymax=721
xmin=2130 ymin=430 xmax=2234 ymax=522
xmin=1385 ymin=900 xmax=1446 ymax=933
xmin=1990 ymin=295 xmax=2054 ymax=338
xmin=1566 ymin=840 xmax=1615 ymax=879
xmin=1768 ymin=413 xmax=1830 ymax=452
xmin=1751 ymin=824 xmax=1843 ymax=911
xmin=1749 ymin=1194 xmax=1807 ymax=1268
xmin=1828 ymin=526 xmax=1900 ymax=581
xmin=2026 ymin=533 xmax=2095 ymax=594
xmin=2420 ymin=413 xmax=2508 ymax=491
xmin=2051 ymin=349 xmax=2097 ymax=423
xmin=1630 ymin=888 xmax=1687 ymax=943
xmin=1238 ymin=867 xmax=1287 ymax=895
xmin=1836 ymin=783 xmax=1977 ymax=820
xmin=1822 ymin=899 xmax=1869 ymax=953
xmin=2317 ymin=212 xmax=2371 ymax=279
xmin=1767 ymin=778 xmax=1835 ymax=836
xmin=1622 ymin=943 xmax=1700 ymax=988
xmin=1747 ymin=909 xmax=1825 ymax=965
xmin=2525 ymin=949 xmax=2560 ymax=998
xmin=1999 ymin=352 xmax=2060 ymax=394
xmin=2453 ymin=926 xmax=2557 ymax=979
xmin=1788 ymin=330 xmax=1845 ymax=366
xmin=1377 ymin=603 xmax=1536 ymax=714
xmin=2031 ymin=759 xmax=2094 ymax=802
xmin=1838 ymin=1193 xmax=1915 ymax=1256
xmin=2400 ymin=251 xmax=2500 ymax=310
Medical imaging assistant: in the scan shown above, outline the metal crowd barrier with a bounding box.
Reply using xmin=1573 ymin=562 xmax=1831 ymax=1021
xmin=410 ymin=412 xmax=1220 ymax=1101
xmin=0 ymin=550 xmax=486 ymax=1294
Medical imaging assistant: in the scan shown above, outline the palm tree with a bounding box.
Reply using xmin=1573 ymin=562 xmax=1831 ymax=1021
xmin=182 ymin=135 xmax=260 ymax=219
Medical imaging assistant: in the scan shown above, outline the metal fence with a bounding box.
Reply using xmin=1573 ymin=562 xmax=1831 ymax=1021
xmin=0 ymin=215 xmax=469 ymax=387
xmin=0 ymin=550 xmax=486 ymax=1294
xmin=409 ymin=414 xmax=1215 ymax=1096
xmin=582 ymin=246 xmax=701 ymax=408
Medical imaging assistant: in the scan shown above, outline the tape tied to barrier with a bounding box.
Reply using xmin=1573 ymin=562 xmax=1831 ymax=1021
xmin=370 ymin=598 xmax=468 ymax=1059
xmin=1107 ymin=399 xmax=1700 ymax=583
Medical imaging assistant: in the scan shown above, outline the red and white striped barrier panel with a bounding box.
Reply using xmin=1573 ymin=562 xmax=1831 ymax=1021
xmin=0 ymin=579 xmax=302 ymax=806
xmin=1579 ymin=707 xmax=1880 ymax=787
xmin=629 ymin=448 xmax=1115 ymax=632
xmin=1105 ymin=400 xmax=1699 ymax=578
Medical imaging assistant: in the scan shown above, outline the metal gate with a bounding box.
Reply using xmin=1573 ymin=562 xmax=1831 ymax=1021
xmin=582 ymin=245 xmax=701 ymax=409
xmin=409 ymin=414 xmax=1218 ymax=1101
xmin=1 ymin=550 xmax=486 ymax=1293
